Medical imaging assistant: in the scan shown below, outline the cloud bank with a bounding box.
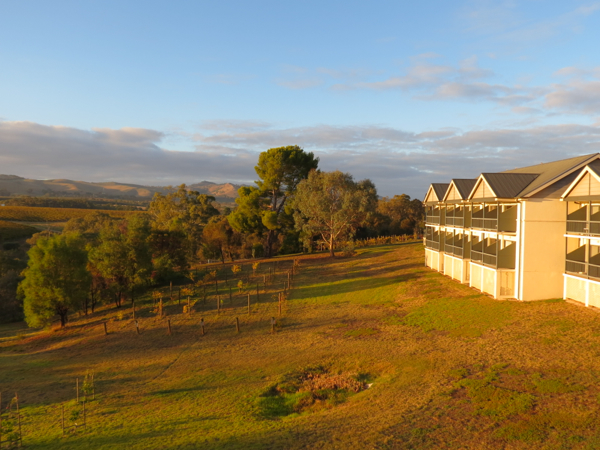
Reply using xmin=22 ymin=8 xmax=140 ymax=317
xmin=2 ymin=120 xmax=600 ymax=198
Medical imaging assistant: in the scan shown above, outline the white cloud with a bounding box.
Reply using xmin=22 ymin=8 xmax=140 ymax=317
xmin=2 ymin=120 xmax=600 ymax=199
xmin=545 ymin=77 xmax=600 ymax=114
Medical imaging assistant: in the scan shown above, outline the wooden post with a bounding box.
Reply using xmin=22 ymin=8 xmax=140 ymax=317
xmin=159 ymin=299 xmax=163 ymax=318
xmin=217 ymin=295 xmax=220 ymax=313
xmin=167 ymin=319 xmax=172 ymax=335
xmin=76 ymin=378 xmax=79 ymax=404
xmin=247 ymin=293 xmax=250 ymax=315
xmin=271 ymin=317 xmax=276 ymax=334
xmin=236 ymin=317 xmax=240 ymax=333
xmin=200 ymin=318 xmax=205 ymax=336
xmin=135 ymin=320 xmax=140 ymax=334
xmin=215 ymin=279 xmax=218 ymax=295
xmin=278 ymin=293 xmax=282 ymax=317
xmin=132 ymin=303 xmax=135 ymax=321
xmin=103 ymin=322 xmax=108 ymax=335
xmin=16 ymin=392 xmax=21 ymax=447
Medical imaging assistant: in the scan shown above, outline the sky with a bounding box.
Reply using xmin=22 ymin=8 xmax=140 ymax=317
xmin=1 ymin=0 xmax=600 ymax=198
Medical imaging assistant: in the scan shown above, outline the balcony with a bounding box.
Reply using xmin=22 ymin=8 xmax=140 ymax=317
xmin=566 ymin=259 xmax=600 ymax=279
xmin=445 ymin=244 xmax=464 ymax=258
xmin=471 ymin=203 xmax=517 ymax=232
xmin=471 ymin=218 xmax=498 ymax=230
xmin=425 ymin=215 xmax=441 ymax=225
xmin=471 ymin=250 xmax=497 ymax=267
xmin=425 ymin=240 xmax=440 ymax=251
xmin=445 ymin=216 xmax=464 ymax=227
xmin=566 ymin=220 xmax=600 ymax=236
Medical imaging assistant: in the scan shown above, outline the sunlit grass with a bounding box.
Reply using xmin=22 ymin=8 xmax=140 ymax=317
xmin=2 ymin=243 xmax=600 ymax=448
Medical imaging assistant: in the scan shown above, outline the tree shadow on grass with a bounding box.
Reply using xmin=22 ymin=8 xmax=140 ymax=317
xmin=290 ymin=272 xmax=422 ymax=301
xmin=27 ymin=413 xmax=340 ymax=450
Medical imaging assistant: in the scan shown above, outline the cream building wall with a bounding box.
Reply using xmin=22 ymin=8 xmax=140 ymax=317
xmin=518 ymin=199 xmax=567 ymax=301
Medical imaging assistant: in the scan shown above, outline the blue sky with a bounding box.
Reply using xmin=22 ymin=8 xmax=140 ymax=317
xmin=1 ymin=0 xmax=600 ymax=197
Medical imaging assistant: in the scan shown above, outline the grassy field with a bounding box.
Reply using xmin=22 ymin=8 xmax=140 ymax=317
xmin=2 ymin=243 xmax=600 ymax=449
xmin=0 ymin=220 xmax=38 ymax=240
xmin=0 ymin=206 xmax=136 ymax=222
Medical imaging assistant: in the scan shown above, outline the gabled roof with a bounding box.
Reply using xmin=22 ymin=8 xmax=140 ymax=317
xmin=562 ymin=160 xmax=600 ymax=198
xmin=432 ymin=183 xmax=450 ymax=200
xmin=468 ymin=175 xmax=496 ymax=200
xmin=424 ymin=183 xmax=449 ymax=203
xmin=483 ymin=173 xmax=539 ymax=198
xmin=588 ymin=159 xmax=600 ymax=178
xmin=503 ymin=153 xmax=600 ymax=198
xmin=452 ymin=179 xmax=477 ymax=199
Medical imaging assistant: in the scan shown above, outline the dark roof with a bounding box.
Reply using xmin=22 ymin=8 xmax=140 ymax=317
xmin=432 ymin=183 xmax=449 ymax=201
xmin=452 ymin=179 xmax=477 ymax=199
xmin=503 ymin=153 xmax=599 ymax=197
xmin=586 ymin=159 xmax=600 ymax=178
xmin=482 ymin=173 xmax=539 ymax=198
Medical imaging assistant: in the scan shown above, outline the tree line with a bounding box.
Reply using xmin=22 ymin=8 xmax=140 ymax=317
xmin=0 ymin=145 xmax=423 ymax=327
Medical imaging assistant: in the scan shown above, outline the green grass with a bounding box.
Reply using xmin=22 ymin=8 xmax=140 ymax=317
xmin=4 ymin=243 xmax=600 ymax=448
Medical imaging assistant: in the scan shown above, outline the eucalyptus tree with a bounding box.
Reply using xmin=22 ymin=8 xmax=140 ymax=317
xmin=293 ymin=170 xmax=378 ymax=257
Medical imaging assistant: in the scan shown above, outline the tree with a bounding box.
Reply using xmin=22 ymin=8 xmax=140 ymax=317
xmin=293 ymin=170 xmax=378 ymax=257
xmin=148 ymin=229 xmax=188 ymax=281
xmin=88 ymin=215 xmax=152 ymax=308
xmin=0 ymin=247 xmax=26 ymax=323
xmin=63 ymin=211 xmax=116 ymax=243
xmin=228 ymin=145 xmax=319 ymax=257
xmin=202 ymin=216 xmax=243 ymax=263
xmin=148 ymin=184 xmax=220 ymax=261
xmin=376 ymin=194 xmax=424 ymax=235
xmin=20 ymin=233 xmax=91 ymax=328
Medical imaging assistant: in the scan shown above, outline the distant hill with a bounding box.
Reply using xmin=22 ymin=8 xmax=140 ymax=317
xmin=0 ymin=175 xmax=246 ymax=202
xmin=188 ymin=181 xmax=242 ymax=200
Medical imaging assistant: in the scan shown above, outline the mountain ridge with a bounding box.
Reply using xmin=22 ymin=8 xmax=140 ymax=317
xmin=0 ymin=175 xmax=247 ymax=202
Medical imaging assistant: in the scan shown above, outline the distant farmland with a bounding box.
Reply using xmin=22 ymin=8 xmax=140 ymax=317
xmin=0 ymin=220 xmax=38 ymax=240
xmin=0 ymin=206 xmax=138 ymax=223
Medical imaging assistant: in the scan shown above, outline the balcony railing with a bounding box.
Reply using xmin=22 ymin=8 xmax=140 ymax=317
xmin=471 ymin=250 xmax=497 ymax=267
xmin=445 ymin=217 xmax=464 ymax=227
xmin=425 ymin=240 xmax=440 ymax=251
xmin=425 ymin=215 xmax=440 ymax=225
xmin=566 ymin=259 xmax=600 ymax=279
xmin=567 ymin=220 xmax=600 ymax=235
xmin=471 ymin=218 xmax=498 ymax=230
xmin=445 ymin=244 xmax=464 ymax=258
